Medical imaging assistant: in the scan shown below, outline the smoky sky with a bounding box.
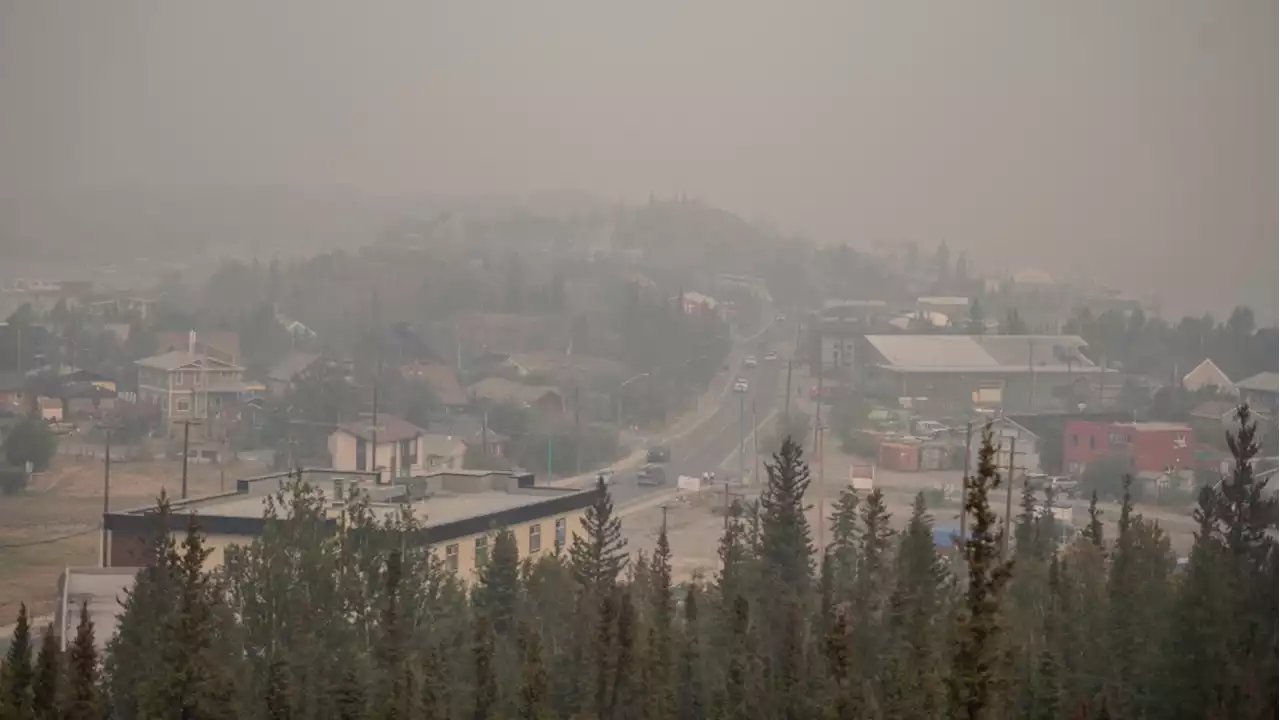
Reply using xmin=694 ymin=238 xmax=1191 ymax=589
xmin=0 ymin=0 xmax=1275 ymax=320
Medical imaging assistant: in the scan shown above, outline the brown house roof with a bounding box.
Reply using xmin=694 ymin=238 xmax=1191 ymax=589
xmin=334 ymin=414 xmax=425 ymax=443
xmin=401 ymin=363 xmax=468 ymax=407
xmin=155 ymin=332 xmax=241 ymax=364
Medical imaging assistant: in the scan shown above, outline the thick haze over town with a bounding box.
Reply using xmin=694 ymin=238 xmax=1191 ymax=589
xmin=1 ymin=0 xmax=1275 ymax=318
xmin=0 ymin=3 xmax=1275 ymax=720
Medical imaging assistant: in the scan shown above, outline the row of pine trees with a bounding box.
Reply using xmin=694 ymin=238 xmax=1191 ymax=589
xmin=1 ymin=408 xmax=1275 ymax=719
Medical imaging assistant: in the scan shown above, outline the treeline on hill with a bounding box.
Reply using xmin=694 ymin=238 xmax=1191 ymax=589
xmin=1 ymin=409 xmax=1275 ymax=719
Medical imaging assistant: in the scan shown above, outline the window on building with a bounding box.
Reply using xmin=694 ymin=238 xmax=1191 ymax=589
xmin=356 ymin=438 xmax=367 ymax=471
xmin=401 ymin=438 xmax=417 ymax=467
xmin=176 ymin=398 xmax=191 ymax=413
xmin=174 ymin=372 xmax=184 ymax=386
xmin=529 ymin=524 xmax=542 ymax=554
xmin=554 ymin=517 xmax=567 ymax=551
xmin=475 ymin=536 xmax=489 ymax=569
xmin=1088 ymin=436 xmax=1095 ymax=450
xmin=445 ymin=544 xmax=459 ymax=572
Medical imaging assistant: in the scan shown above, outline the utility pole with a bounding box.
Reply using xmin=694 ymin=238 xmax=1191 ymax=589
xmin=738 ymin=392 xmax=746 ymax=483
xmin=1002 ymin=436 xmax=1018 ymax=559
xmin=959 ymin=421 xmax=973 ymax=543
xmin=783 ymin=359 xmax=793 ymax=417
xmin=813 ymin=359 xmax=825 ymax=556
xmin=101 ymin=425 xmax=120 ymax=567
xmin=179 ymin=419 xmax=202 ymax=499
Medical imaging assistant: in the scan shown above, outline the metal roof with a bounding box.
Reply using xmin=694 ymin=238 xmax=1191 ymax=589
xmin=1236 ymin=372 xmax=1279 ymax=394
xmin=863 ymin=335 xmax=1098 ymax=373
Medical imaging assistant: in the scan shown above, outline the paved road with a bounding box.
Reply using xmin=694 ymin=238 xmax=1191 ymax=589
xmin=606 ymin=343 xmax=787 ymax=508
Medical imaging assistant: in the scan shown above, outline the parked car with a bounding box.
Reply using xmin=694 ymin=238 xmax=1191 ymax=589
xmin=637 ymin=464 xmax=668 ymax=486
xmin=646 ymin=445 xmax=671 ymax=463
xmin=745 ymin=356 xmax=758 ymax=368
xmin=764 ymin=351 xmax=777 ymax=362
xmin=733 ymin=378 xmax=749 ymax=393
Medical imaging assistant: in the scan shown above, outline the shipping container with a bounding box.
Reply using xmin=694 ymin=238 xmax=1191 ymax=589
xmin=879 ymin=442 xmax=920 ymax=472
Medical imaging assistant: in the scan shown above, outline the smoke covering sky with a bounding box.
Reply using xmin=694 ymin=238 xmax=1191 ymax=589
xmin=0 ymin=1 xmax=1275 ymax=320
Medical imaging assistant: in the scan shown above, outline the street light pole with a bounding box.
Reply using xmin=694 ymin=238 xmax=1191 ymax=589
xmin=738 ymin=391 xmax=746 ymax=482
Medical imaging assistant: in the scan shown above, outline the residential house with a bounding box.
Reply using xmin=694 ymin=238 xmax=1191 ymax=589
xmin=328 ymin=414 xmax=427 ymax=477
xmin=420 ymin=433 xmax=468 ymax=470
xmin=1182 ymin=359 xmax=1236 ymax=395
xmin=155 ymin=331 xmax=240 ymax=365
xmin=134 ymin=348 xmax=249 ymax=438
xmin=854 ymin=335 xmax=1101 ymax=413
xmin=468 ymin=377 xmax=564 ymax=416
xmin=266 ymin=351 xmax=322 ymax=397
xmin=430 ymin=413 xmax=509 ymax=459
xmin=400 ymin=362 xmax=470 ymax=411
xmin=1235 ymin=372 xmax=1278 ymax=414
xmin=0 ymin=372 xmax=28 ymax=411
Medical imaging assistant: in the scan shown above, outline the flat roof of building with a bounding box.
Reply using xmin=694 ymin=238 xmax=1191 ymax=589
xmin=105 ymin=468 xmax=599 ymax=545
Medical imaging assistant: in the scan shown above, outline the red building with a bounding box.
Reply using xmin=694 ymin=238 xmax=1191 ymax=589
xmin=1063 ymin=420 xmax=1195 ymax=476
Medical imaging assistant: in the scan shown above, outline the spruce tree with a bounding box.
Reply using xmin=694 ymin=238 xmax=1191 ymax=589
xmin=335 ymin=661 xmax=370 ymax=720
xmin=608 ymin=592 xmax=637 ymax=719
xmin=758 ymin=437 xmax=815 ymax=593
xmin=516 ymin=624 xmax=551 ymax=720
xmin=676 ymin=585 xmax=705 ymax=720
xmin=721 ymin=595 xmax=754 ymax=720
xmin=569 ymin=477 xmax=629 ymax=595
xmin=63 ymin=602 xmax=101 ymax=720
xmin=851 ymin=488 xmax=893 ymax=673
xmin=949 ymin=424 xmax=1014 ymax=720
xmin=471 ymin=612 xmax=497 ymax=720
xmin=885 ymin=492 xmax=947 ymax=719
xmin=644 ymin=521 xmax=675 ymax=720
xmin=1084 ymin=491 xmax=1104 ymax=550
xmin=31 ymin=623 xmax=58 ymax=720
xmin=476 ymin=529 xmax=521 ymax=637
xmin=265 ymin=657 xmax=295 ymax=720
xmin=821 ymin=608 xmax=860 ymax=720
xmin=827 ymin=485 xmax=861 ymax=598
xmin=1 ymin=602 xmax=34 ymax=720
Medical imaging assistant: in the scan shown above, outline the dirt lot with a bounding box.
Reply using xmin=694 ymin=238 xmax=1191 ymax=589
xmin=0 ymin=457 xmax=267 ymax=621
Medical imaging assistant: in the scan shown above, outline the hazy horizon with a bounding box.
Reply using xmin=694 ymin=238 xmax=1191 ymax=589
xmin=1 ymin=0 xmax=1274 ymax=320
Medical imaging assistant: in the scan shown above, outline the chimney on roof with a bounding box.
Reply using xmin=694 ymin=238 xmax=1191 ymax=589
xmin=188 ymin=329 xmax=197 ymax=354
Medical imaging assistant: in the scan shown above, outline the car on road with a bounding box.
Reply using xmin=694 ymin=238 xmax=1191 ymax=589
xmin=733 ymin=377 xmax=749 ymax=393
xmin=764 ymin=351 xmax=777 ymax=362
xmin=744 ymin=356 xmax=758 ymax=368
xmin=646 ymin=445 xmax=671 ymax=463
xmin=637 ymin=464 xmax=668 ymax=486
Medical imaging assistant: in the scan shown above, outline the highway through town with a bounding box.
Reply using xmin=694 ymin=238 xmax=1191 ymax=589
xmin=604 ymin=332 xmax=789 ymax=508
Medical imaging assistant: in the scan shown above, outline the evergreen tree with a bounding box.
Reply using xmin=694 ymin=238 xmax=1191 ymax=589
xmin=476 ymin=529 xmax=521 ymax=636
xmin=759 ymin=437 xmax=815 ymax=592
xmin=516 ymin=625 xmax=551 ymax=720
xmin=1084 ymin=491 xmax=1104 ymax=549
xmin=376 ymin=550 xmax=410 ymax=720
xmin=821 ymin=608 xmax=861 ymax=720
xmin=471 ymin=612 xmax=497 ymax=720
xmin=949 ymin=424 xmax=1014 ymax=720
xmin=265 ymin=657 xmax=295 ymax=720
xmin=676 ymin=585 xmax=705 ymax=720
xmin=31 ymin=624 xmax=58 ymax=720
xmin=720 ymin=596 xmax=755 ymax=720
xmin=63 ymin=602 xmax=101 ymax=720
xmin=609 ymin=592 xmax=637 ymax=720
xmin=644 ymin=521 xmax=676 ymax=720
xmin=1 ymin=603 xmax=34 ymax=720
xmin=335 ymin=662 xmax=370 ymax=720
xmin=569 ymin=477 xmax=629 ymax=595
xmin=884 ymin=492 xmax=947 ymax=719
xmin=714 ymin=502 xmax=751 ymax=620
xmin=851 ymin=488 xmax=893 ymax=672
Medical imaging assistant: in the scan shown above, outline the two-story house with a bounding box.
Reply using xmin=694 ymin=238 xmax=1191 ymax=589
xmin=135 ymin=349 xmax=249 ymax=438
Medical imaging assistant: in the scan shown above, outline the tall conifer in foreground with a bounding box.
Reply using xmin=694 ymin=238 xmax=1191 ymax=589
xmin=31 ymin=623 xmax=58 ymax=720
xmin=63 ymin=602 xmax=102 ymax=720
xmin=0 ymin=602 xmax=34 ymax=720
xmin=949 ymin=424 xmax=1013 ymax=720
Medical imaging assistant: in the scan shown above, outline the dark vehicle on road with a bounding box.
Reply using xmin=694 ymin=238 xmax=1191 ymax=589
xmin=646 ymin=444 xmax=671 ymax=463
xmin=637 ymin=463 xmax=668 ymax=486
